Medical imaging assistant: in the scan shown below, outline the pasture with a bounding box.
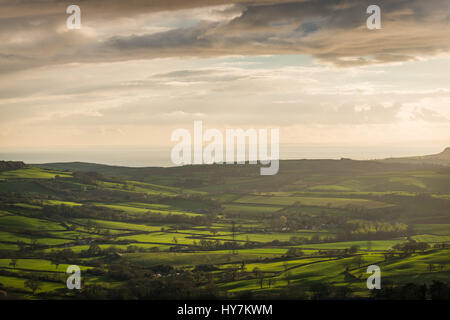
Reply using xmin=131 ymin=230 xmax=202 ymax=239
xmin=0 ymin=160 xmax=449 ymax=299
xmin=233 ymin=195 xmax=392 ymax=209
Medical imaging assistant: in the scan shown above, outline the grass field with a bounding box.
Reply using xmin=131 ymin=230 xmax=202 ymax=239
xmin=124 ymin=250 xmax=285 ymax=268
xmin=40 ymin=243 xmax=171 ymax=253
xmin=94 ymin=203 xmax=202 ymax=217
xmin=0 ymin=160 xmax=449 ymax=299
xmin=73 ymin=219 xmax=167 ymax=232
xmin=234 ymin=195 xmax=393 ymax=209
xmin=352 ymin=250 xmax=450 ymax=285
xmin=411 ymin=234 xmax=450 ymax=243
xmin=117 ymin=232 xmax=197 ymax=245
xmin=208 ymin=231 xmax=334 ymax=243
xmin=295 ymin=239 xmax=408 ymax=251
xmin=0 ymin=167 xmax=72 ymax=179
xmin=0 ymin=210 xmax=11 ymax=217
xmin=0 ymin=275 xmax=66 ymax=294
xmin=222 ymin=203 xmax=284 ymax=214
xmin=41 ymin=200 xmax=83 ymax=207
xmin=0 ymin=181 xmax=56 ymax=195
xmin=0 ymin=215 xmax=65 ymax=232
xmin=415 ymin=224 xmax=450 ymax=235
xmin=0 ymin=259 xmax=91 ymax=273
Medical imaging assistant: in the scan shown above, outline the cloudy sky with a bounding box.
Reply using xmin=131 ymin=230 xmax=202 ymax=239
xmin=0 ymin=0 xmax=449 ymax=161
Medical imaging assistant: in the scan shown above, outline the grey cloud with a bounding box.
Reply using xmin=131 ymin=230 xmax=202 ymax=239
xmin=151 ymin=69 xmax=247 ymax=83
xmin=0 ymin=0 xmax=449 ymax=73
xmin=108 ymin=22 xmax=214 ymax=51
xmin=0 ymin=0 xmax=284 ymax=19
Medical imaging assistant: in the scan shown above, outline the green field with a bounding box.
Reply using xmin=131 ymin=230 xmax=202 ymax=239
xmin=415 ymin=224 xmax=450 ymax=235
xmin=0 ymin=167 xmax=71 ymax=179
xmin=0 ymin=259 xmax=91 ymax=273
xmin=223 ymin=203 xmax=284 ymax=214
xmin=94 ymin=203 xmax=202 ymax=217
xmin=296 ymin=239 xmax=407 ymax=250
xmin=0 ymin=162 xmax=449 ymax=299
xmin=0 ymin=215 xmax=65 ymax=232
xmin=0 ymin=275 xmax=66 ymax=294
xmin=234 ymin=195 xmax=393 ymax=209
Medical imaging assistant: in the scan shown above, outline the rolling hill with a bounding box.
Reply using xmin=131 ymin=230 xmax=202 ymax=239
xmin=0 ymin=156 xmax=449 ymax=300
xmin=382 ymin=147 xmax=450 ymax=166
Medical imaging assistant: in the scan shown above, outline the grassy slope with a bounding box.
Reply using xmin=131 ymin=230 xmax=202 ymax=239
xmin=0 ymin=162 xmax=448 ymax=298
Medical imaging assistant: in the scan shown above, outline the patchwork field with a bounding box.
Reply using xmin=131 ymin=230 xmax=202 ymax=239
xmin=233 ymin=195 xmax=393 ymax=209
xmin=0 ymin=162 xmax=449 ymax=300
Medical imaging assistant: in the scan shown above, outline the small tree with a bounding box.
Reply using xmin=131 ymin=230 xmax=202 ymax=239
xmin=25 ymin=277 xmax=41 ymax=295
xmin=9 ymin=259 xmax=18 ymax=270
xmin=258 ymin=272 xmax=264 ymax=289
xmin=51 ymin=259 xmax=60 ymax=270
xmin=354 ymin=255 xmax=365 ymax=268
xmin=30 ymin=239 xmax=38 ymax=251
xmin=87 ymin=243 xmax=102 ymax=256
xmin=283 ymin=261 xmax=290 ymax=285
xmin=349 ymin=245 xmax=360 ymax=254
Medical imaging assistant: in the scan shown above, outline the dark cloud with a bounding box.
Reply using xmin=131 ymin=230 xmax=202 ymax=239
xmin=108 ymin=22 xmax=214 ymax=51
xmin=0 ymin=0 xmax=282 ymax=19
xmin=0 ymin=0 xmax=449 ymax=73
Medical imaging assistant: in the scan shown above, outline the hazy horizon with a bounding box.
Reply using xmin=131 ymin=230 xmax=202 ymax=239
xmin=1 ymin=144 xmax=446 ymax=167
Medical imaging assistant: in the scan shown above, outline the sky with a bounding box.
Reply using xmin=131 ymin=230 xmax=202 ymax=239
xmin=0 ymin=0 xmax=449 ymax=164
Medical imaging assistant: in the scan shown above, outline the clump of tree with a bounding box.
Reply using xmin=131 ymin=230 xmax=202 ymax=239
xmin=76 ymin=271 xmax=222 ymax=299
xmin=285 ymin=248 xmax=304 ymax=257
xmin=24 ymin=276 xmax=42 ymax=295
xmin=392 ymin=240 xmax=430 ymax=253
xmin=336 ymin=219 xmax=408 ymax=241
xmin=0 ymin=161 xmax=26 ymax=172
xmin=371 ymin=280 xmax=450 ymax=300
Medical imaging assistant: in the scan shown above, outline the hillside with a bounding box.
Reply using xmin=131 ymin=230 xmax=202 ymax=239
xmin=382 ymin=147 xmax=450 ymax=166
xmin=0 ymin=157 xmax=448 ymax=300
xmin=32 ymin=158 xmax=447 ymax=192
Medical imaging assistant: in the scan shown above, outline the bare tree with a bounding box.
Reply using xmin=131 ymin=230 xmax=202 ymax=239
xmin=9 ymin=259 xmax=17 ymax=270
xmin=25 ymin=277 xmax=41 ymax=295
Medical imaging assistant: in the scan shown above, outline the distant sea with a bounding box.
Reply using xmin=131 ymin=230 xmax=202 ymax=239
xmin=0 ymin=145 xmax=445 ymax=168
